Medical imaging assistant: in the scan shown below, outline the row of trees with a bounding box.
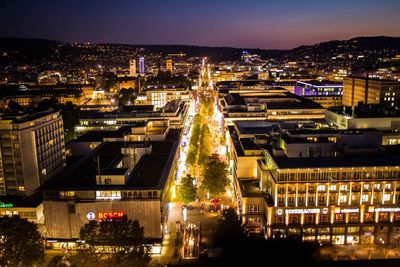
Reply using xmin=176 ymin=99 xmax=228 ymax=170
xmin=70 ymin=216 xmax=149 ymax=267
xmin=0 ymin=215 xmax=149 ymax=267
xmin=186 ymin=113 xmax=211 ymax=167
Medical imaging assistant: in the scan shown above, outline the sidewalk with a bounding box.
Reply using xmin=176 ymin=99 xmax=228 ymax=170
xmin=320 ymin=244 xmax=400 ymax=260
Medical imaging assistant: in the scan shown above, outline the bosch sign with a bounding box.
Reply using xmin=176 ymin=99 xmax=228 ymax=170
xmin=98 ymin=212 xmax=124 ymax=220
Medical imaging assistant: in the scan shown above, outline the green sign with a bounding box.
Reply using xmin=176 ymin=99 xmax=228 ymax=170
xmin=0 ymin=201 xmax=13 ymax=208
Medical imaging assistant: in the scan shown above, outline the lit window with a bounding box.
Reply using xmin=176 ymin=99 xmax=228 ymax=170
xmin=383 ymin=194 xmax=391 ymax=202
xmin=340 ymin=195 xmax=347 ymax=204
xmin=329 ymin=185 xmax=337 ymax=191
xmin=317 ymin=185 xmax=326 ymax=192
xmin=362 ymin=194 xmax=369 ymax=202
xmin=339 ymin=184 xmax=348 ymax=191
xmin=18 ymin=186 xmax=25 ymax=191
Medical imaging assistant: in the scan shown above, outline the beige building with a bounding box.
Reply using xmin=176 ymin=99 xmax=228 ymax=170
xmin=342 ymin=77 xmax=400 ymax=107
xmin=0 ymin=110 xmax=65 ymax=196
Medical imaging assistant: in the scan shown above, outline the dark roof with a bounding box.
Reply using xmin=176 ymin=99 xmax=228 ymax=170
xmin=74 ymin=126 xmax=132 ymax=142
xmin=127 ymin=154 xmax=170 ymax=188
xmin=0 ymin=109 xmax=58 ymax=123
xmin=239 ymin=180 xmax=263 ymax=198
xmin=224 ymin=93 xmax=245 ymax=105
xmin=40 ymin=131 xmax=180 ymax=191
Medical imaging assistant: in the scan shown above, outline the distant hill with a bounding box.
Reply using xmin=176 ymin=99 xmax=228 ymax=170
xmin=0 ymin=36 xmax=400 ymax=63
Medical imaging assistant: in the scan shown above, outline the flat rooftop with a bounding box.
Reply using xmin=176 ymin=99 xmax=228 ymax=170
xmin=239 ymin=180 xmax=263 ymax=198
xmin=263 ymin=146 xmax=400 ymax=169
xmin=40 ymin=130 xmax=180 ymax=191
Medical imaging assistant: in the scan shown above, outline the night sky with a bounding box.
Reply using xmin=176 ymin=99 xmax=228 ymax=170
xmin=1 ymin=0 xmax=400 ymax=49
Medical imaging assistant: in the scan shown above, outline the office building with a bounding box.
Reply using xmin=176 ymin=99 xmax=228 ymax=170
xmin=342 ymin=77 xmax=400 ymax=107
xmin=228 ymin=126 xmax=400 ymax=245
xmin=220 ymin=90 xmax=325 ymax=125
xmin=294 ymin=80 xmax=343 ymax=108
xmin=129 ymin=58 xmax=137 ymax=76
xmin=0 ymin=110 xmax=65 ymax=196
xmin=138 ymin=57 xmax=145 ymax=75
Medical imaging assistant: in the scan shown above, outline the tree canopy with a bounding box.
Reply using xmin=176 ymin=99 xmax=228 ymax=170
xmin=71 ymin=216 xmax=149 ymax=267
xmin=177 ymin=175 xmax=197 ymax=204
xmin=0 ymin=215 xmax=44 ymax=267
xmin=200 ymin=153 xmax=229 ymax=196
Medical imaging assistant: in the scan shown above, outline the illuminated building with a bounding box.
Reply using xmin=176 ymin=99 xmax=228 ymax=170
xmin=0 ymin=84 xmax=94 ymax=108
xmin=129 ymin=57 xmax=137 ymax=76
xmin=342 ymin=77 xmax=400 ymax=108
xmin=76 ymin=99 xmax=188 ymax=132
xmin=0 ymin=110 xmax=65 ymax=196
xmin=254 ymin=129 xmax=400 ymax=245
xmin=166 ymin=58 xmax=173 ymax=73
xmin=294 ymin=80 xmax=343 ymax=108
xmin=40 ymin=129 xmax=180 ymax=250
xmin=138 ymin=56 xmax=145 ymax=75
xmin=134 ymin=86 xmax=191 ymax=109
xmin=326 ymin=105 xmax=400 ymax=145
xmin=220 ymin=91 xmax=325 ymax=125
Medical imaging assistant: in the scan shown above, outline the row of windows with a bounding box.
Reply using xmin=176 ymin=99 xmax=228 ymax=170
xmin=274 ymin=212 xmax=399 ymax=224
xmin=277 ymin=183 xmax=394 ymax=193
xmin=276 ymin=170 xmax=400 ymax=182
xmin=277 ymin=192 xmax=399 ymax=206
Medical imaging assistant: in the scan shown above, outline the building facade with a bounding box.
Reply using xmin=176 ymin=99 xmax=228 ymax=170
xmin=342 ymin=77 xmax=400 ymax=107
xmin=0 ymin=110 xmax=65 ymax=196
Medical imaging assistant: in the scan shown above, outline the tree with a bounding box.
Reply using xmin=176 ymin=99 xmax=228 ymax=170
xmin=0 ymin=215 xmax=44 ymax=267
xmin=118 ymin=88 xmax=136 ymax=106
xmin=200 ymin=154 xmax=229 ymax=196
xmin=7 ymin=101 xmax=23 ymax=113
xmin=177 ymin=175 xmax=197 ymax=204
xmin=197 ymin=124 xmax=211 ymax=165
xmin=216 ymin=207 xmax=245 ymax=245
xmin=71 ymin=216 xmax=149 ymax=267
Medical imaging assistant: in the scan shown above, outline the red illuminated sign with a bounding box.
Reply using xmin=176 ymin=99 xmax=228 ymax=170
xmin=98 ymin=212 xmax=124 ymax=220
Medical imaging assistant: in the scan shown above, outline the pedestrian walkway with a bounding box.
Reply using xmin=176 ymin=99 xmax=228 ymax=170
xmin=320 ymin=244 xmax=400 ymax=260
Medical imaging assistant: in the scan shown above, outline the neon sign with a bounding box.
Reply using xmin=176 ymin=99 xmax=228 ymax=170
xmin=0 ymin=201 xmax=13 ymax=208
xmin=98 ymin=212 xmax=124 ymax=220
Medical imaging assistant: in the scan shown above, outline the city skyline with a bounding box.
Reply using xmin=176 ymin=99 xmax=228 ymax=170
xmin=1 ymin=0 xmax=400 ymax=49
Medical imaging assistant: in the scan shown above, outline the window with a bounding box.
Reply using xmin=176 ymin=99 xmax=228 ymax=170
xmin=105 ymin=179 xmax=111 ymax=185
xmin=96 ymin=191 xmax=121 ymax=199
xmin=349 ymin=213 xmax=359 ymax=222
xmin=383 ymin=194 xmax=391 ymax=202
xmin=318 ymin=185 xmax=326 ymax=192
xmin=363 ymin=184 xmax=371 ymax=191
xmin=364 ymin=212 xmax=373 ymax=222
xmin=329 ymin=185 xmax=337 ymax=191
xmin=18 ymin=186 xmax=25 ymax=192
xmin=374 ymin=184 xmax=382 ymax=191
xmin=339 ymin=195 xmax=347 ymax=204
xmin=68 ymin=204 xmax=75 ymax=214
xmin=320 ymin=214 xmax=330 ymax=224
xmin=275 ymin=216 xmax=284 ymax=224
xmin=340 ymin=185 xmax=348 ymax=191
xmin=304 ymin=214 xmax=315 ymax=224
xmin=335 ymin=213 xmax=344 ymax=223
xmin=385 ymin=184 xmax=392 ymax=190
xmin=379 ymin=212 xmax=389 ymax=222
xmin=362 ymin=194 xmax=369 ymax=203
xmin=248 ymin=205 xmax=260 ymax=214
